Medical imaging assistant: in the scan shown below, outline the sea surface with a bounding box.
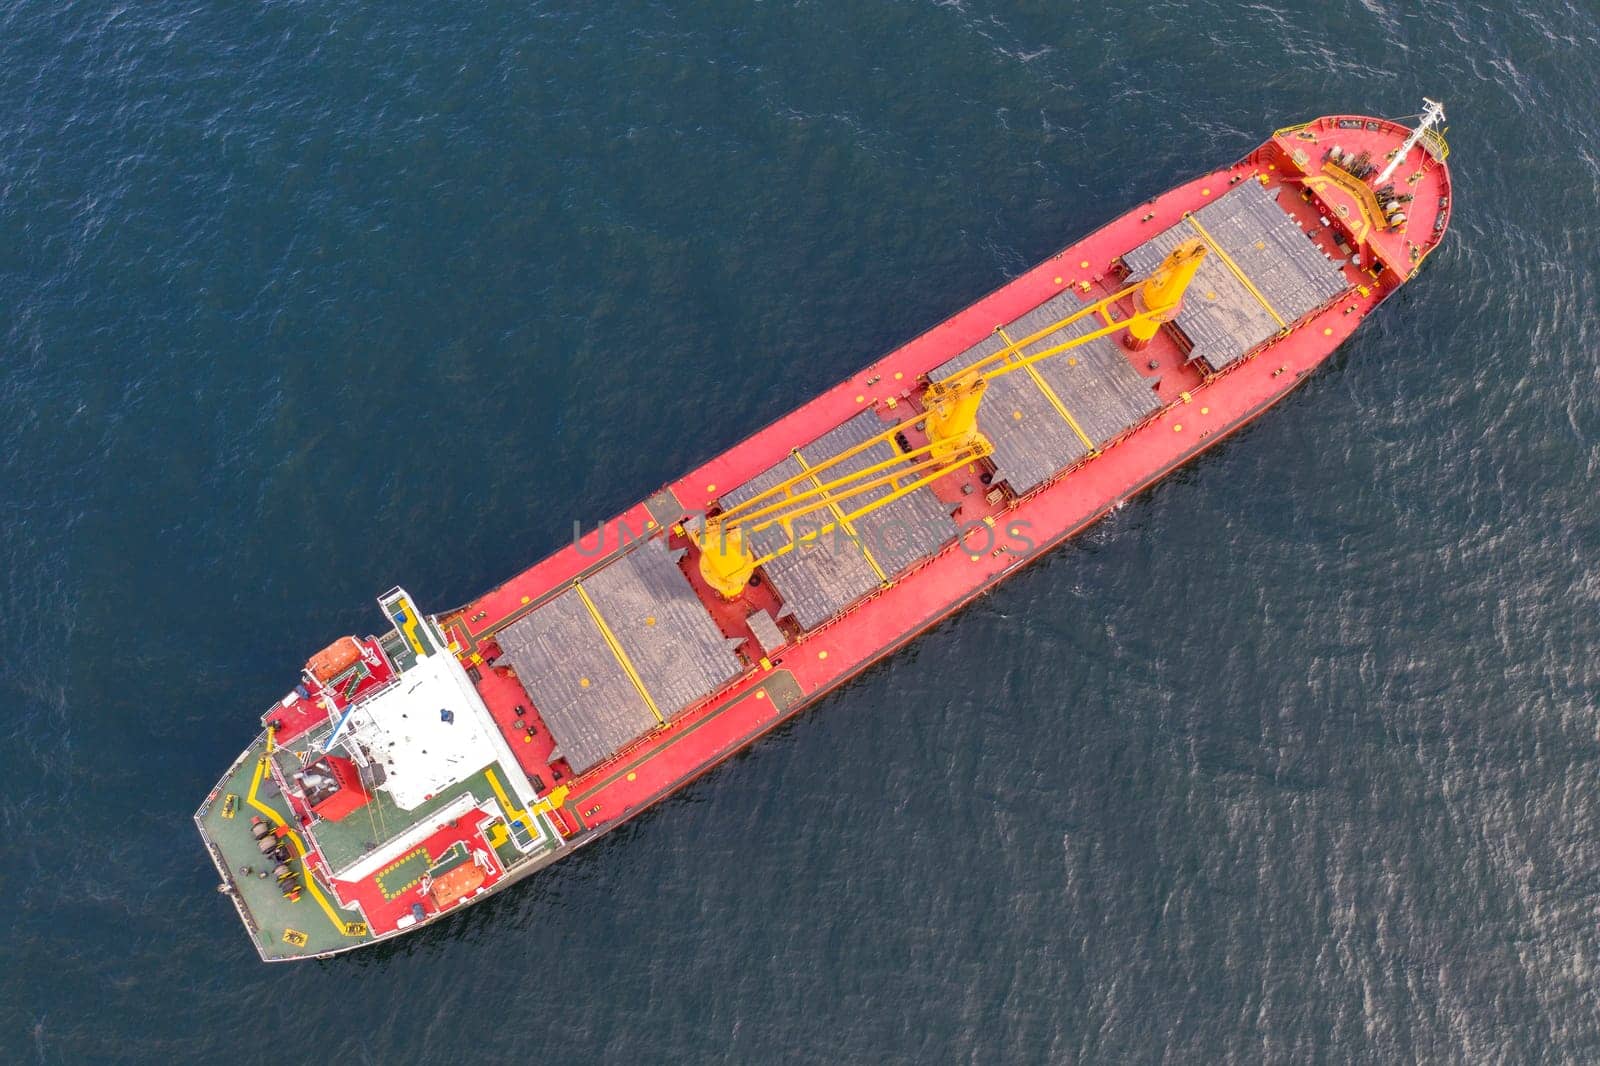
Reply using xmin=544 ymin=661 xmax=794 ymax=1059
xmin=3 ymin=1 xmax=1598 ymax=1062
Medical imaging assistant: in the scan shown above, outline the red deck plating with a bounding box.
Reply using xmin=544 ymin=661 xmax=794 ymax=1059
xmin=445 ymin=114 xmax=1450 ymax=838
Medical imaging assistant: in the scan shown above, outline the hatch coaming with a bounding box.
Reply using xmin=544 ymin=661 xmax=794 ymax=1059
xmin=716 ymin=407 xmax=960 ymax=631
xmin=493 ymin=537 xmax=745 ymax=774
xmin=1122 ymin=177 xmax=1351 ymax=373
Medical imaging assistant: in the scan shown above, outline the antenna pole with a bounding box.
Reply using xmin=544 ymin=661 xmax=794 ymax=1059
xmin=1375 ymin=98 xmax=1446 ymax=185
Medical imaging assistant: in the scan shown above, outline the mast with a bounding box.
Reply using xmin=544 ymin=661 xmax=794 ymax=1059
xmin=1375 ymin=98 xmax=1446 ymax=185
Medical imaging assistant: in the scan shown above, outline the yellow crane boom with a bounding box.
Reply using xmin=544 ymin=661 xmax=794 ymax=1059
xmin=696 ymin=239 xmax=1207 ymax=598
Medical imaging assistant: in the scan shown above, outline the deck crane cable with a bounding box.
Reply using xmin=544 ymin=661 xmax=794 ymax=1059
xmin=362 ymin=753 xmax=388 ymax=856
xmin=694 ymin=239 xmax=1208 ymax=598
xmin=325 ymin=708 xmax=391 ymax=853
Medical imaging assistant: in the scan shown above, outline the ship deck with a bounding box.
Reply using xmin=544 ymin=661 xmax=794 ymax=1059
xmin=198 ymin=113 xmax=1450 ymax=960
xmin=440 ymin=114 xmax=1448 ymax=843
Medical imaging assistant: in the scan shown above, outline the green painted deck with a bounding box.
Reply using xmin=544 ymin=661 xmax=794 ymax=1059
xmin=427 ymin=840 xmax=472 ymax=877
xmin=492 ymin=833 xmax=524 ymax=872
xmin=374 ymin=846 xmax=433 ymax=900
xmin=379 ymin=629 xmax=418 ymax=674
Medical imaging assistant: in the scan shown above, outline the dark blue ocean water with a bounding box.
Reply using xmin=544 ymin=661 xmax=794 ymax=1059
xmin=4 ymin=1 xmax=1599 ymax=1062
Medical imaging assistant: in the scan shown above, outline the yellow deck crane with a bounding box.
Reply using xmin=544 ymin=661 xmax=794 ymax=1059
xmin=696 ymin=239 xmax=1208 ymax=599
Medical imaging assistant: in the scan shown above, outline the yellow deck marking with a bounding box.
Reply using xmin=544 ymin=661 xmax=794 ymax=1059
xmin=394 ymin=595 xmax=428 ymax=657
xmin=1182 ymin=213 xmax=1286 ymax=328
xmin=532 ymin=785 xmax=570 ymax=817
xmin=283 ymin=928 xmax=308 ymax=947
xmin=247 ymin=757 xmax=363 ymax=937
xmin=375 ymin=847 xmax=431 ymax=900
xmin=574 ymin=583 xmax=664 ymax=724
xmin=996 ymin=327 xmax=1097 ymax=455
xmin=791 ymin=447 xmax=890 ymax=586
xmin=485 ymin=766 xmax=527 ymax=823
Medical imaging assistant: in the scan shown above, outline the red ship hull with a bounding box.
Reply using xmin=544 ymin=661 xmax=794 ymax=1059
xmin=199 ymin=111 xmax=1452 ymax=959
xmin=447 ymin=115 xmax=1450 ymax=844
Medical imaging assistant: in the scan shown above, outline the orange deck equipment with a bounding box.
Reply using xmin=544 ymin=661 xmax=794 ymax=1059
xmin=429 ymin=862 xmax=487 ymax=909
xmin=305 ymin=637 xmax=364 ymax=685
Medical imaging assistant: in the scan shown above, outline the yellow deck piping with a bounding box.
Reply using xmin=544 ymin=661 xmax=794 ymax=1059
xmin=574 ymin=582 xmax=664 ymax=724
xmin=484 ymin=766 xmax=527 ymax=824
xmin=1182 ymin=212 xmax=1287 ymax=329
xmin=996 ymin=327 xmax=1098 ymax=455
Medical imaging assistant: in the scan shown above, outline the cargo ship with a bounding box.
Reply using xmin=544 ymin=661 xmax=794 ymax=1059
xmin=197 ymin=103 xmax=1453 ymax=961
